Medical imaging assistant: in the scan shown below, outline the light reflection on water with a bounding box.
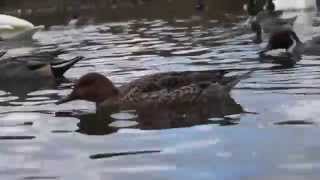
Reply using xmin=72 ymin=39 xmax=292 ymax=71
xmin=0 ymin=7 xmax=320 ymax=180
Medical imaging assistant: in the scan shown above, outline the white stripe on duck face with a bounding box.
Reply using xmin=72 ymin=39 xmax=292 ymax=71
xmin=288 ymin=34 xmax=297 ymax=54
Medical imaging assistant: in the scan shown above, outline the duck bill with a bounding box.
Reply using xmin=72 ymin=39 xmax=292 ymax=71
xmin=56 ymin=95 xmax=76 ymax=105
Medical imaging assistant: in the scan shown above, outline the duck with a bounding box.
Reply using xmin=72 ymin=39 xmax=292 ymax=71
xmin=56 ymin=70 xmax=253 ymax=112
xmin=246 ymin=12 xmax=297 ymax=45
xmin=258 ymin=28 xmax=320 ymax=57
xmin=259 ymin=29 xmax=302 ymax=55
xmin=0 ymin=14 xmax=44 ymax=40
xmin=0 ymin=50 xmax=83 ymax=95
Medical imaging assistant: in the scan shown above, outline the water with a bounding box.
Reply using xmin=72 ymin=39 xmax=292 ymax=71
xmin=1 ymin=3 xmax=320 ymax=180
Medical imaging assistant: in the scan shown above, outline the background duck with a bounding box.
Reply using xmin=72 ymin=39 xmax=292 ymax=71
xmin=57 ymin=70 xmax=253 ymax=113
xmin=0 ymin=51 xmax=83 ymax=96
xmin=0 ymin=14 xmax=44 ymax=41
xmin=274 ymin=0 xmax=317 ymax=10
xmin=259 ymin=29 xmax=320 ymax=57
xmin=259 ymin=30 xmax=302 ymax=55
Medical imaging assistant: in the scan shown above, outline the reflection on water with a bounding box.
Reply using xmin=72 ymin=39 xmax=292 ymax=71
xmin=1 ymin=2 xmax=320 ymax=180
xmin=64 ymin=94 xmax=244 ymax=135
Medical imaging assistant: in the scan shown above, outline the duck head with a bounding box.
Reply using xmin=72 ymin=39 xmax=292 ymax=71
xmin=57 ymin=73 xmax=119 ymax=105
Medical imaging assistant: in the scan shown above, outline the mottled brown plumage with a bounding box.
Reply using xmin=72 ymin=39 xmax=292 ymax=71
xmin=58 ymin=70 xmax=252 ymax=110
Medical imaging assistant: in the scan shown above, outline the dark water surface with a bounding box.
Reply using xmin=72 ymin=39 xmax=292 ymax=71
xmin=1 ymin=3 xmax=320 ymax=180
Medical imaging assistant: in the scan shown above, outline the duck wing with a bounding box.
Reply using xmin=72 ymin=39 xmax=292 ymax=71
xmin=119 ymin=70 xmax=252 ymax=106
xmin=120 ymin=70 xmax=228 ymax=94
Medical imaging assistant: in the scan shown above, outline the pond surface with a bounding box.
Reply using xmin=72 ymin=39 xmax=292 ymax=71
xmin=1 ymin=5 xmax=320 ymax=180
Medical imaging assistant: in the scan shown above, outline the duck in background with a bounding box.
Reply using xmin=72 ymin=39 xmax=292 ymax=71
xmin=0 ymin=50 xmax=83 ymax=96
xmin=251 ymin=21 xmax=302 ymax=65
xmin=0 ymin=14 xmax=44 ymax=41
xmin=274 ymin=0 xmax=317 ymax=11
xmin=259 ymin=28 xmax=320 ymax=57
xmin=259 ymin=29 xmax=303 ymax=56
xmin=256 ymin=20 xmax=320 ymax=66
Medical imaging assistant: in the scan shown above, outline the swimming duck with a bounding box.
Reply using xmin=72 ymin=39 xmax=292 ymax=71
xmin=258 ymin=29 xmax=320 ymax=57
xmin=258 ymin=29 xmax=301 ymax=55
xmin=57 ymin=70 xmax=252 ymax=111
xmin=0 ymin=52 xmax=83 ymax=95
xmin=0 ymin=14 xmax=44 ymax=40
xmin=0 ymin=53 xmax=83 ymax=81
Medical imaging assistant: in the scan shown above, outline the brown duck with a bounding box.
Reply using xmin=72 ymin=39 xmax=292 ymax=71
xmin=57 ymin=70 xmax=253 ymax=111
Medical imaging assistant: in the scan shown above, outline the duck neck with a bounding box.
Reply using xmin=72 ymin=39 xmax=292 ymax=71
xmin=288 ymin=31 xmax=304 ymax=55
xmin=251 ymin=22 xmax=262 ymax=43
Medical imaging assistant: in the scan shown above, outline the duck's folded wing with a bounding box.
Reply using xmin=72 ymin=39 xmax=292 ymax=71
xmin=122 ymin=83 xmax=205 ymax=106
xmin=120 ymin=70 xmax=227 ymax=94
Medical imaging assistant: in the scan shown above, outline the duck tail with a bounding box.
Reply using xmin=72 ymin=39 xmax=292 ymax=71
xmin=51 ymin=56 xmax=84 ymax=78
xmin=225 ymin=70 xmax=254 ymax=91
xmin=0 ymin=50 xmax=6 ymax=58
xmin=287 ymin=15 xmax=298 ymax=26
xmin=33 ymin=25 xmax=45 ymax=31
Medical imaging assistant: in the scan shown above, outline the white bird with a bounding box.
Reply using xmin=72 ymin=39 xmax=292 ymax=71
xmin=0 ymin=14 xmax=44 ymax=41
xmin=274 ymin=0 xmax=316 ymax=10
